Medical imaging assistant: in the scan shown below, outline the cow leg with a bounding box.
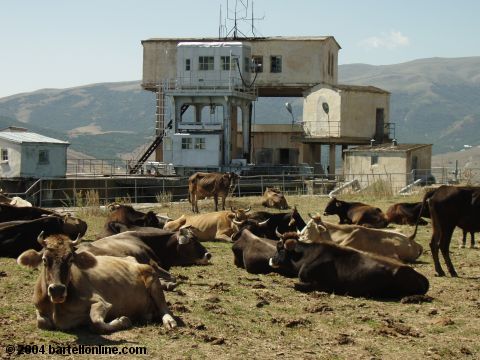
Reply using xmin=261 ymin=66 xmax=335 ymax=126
xmin=149 ymin=261 xmax=177 ymax=291
xmin=36 ymin=310 xmax=54 ymax=330
xmin=439 ymin=226 xmax=457 ymax=277
xmin=221 ymin=195 xmax=226 ymax=211
xmin=470 ymin=232 xmax=477 ymax=249
xmin=214 ymin=195 xmax=219 ymax=212
xmin=147 ymin=277 xmax=177 ymax=329
xmin=460 ymin=230 xmax=467 ymax=248
xmin=429 ymin=233 xmax=445 ymax=277
xmin=89 ymin=297 xmax=132 ymax=334
xmin=215 ymin=231 xmax=234 ymax=242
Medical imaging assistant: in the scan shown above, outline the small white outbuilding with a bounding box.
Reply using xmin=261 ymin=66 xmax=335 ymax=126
xmin=0 ymin=127 xmax=69 ymax=179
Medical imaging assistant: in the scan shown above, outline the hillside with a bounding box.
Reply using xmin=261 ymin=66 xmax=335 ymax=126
xmin=0 ymin=57 xmax=479 ymax=159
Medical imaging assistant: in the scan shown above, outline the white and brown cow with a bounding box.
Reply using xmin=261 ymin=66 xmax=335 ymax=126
xmin=17 ymin=232 xmax=177 ymax=333
xmin=188 ymin=172 xmax=238 ymax=213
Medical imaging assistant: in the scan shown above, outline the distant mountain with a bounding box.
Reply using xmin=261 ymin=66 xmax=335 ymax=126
xmin=0 ymin=57 xmax=479 ymax=158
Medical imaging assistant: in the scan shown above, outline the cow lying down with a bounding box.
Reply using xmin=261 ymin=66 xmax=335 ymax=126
xmin=269 ymin=234 xmax=429 ymax=299
xmin=17 ymin=232 xmax=177 ymax=333
xmin=301 ymin=214 xmax=423 ymax=263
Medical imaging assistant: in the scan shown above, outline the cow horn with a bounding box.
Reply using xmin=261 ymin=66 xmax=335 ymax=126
xmin=231 ymin=206 xmax=237 ymax=212
xmin=258 ymin=219 xmax=269 ymax=226
xmin=308 ymin=212 xmax=314 ymax=219
xmin=232 ymin=219 xmax=244 ymax=226
xmin=245 ymin=206 xmax=251 ymax=213
xmin=275 ymin=227 xmax=283 ymax=239
xmin=71 ymin=233 xmax=83 ymax=246
xmin=37 ymin=231 xmax=46 ymax=247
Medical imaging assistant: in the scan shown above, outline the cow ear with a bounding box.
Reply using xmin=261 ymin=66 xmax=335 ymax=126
xmin=284 ymin=239 xmax=297 ymax=251
xmin=73 ymin=251 xmax=97 ymax=270
xmin=227 ymin=213 xmax=235 ymax=220
xmin=17 ymin=249 xmax=43 ymax=268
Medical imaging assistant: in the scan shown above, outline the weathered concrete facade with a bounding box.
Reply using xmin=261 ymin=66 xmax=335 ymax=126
xmin=343 ymin=143 xmax=432 ymax=190
xmin=0 ymin=128 xmax=69 ymax=179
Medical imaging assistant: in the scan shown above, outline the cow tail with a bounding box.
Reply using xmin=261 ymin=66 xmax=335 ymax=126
xmin=409 ymin=190 xmax=434 ymax=241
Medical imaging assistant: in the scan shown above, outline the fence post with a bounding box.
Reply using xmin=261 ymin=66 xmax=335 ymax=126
xmin=105 ymin=179 xmax=108 ymax=204
xmin=282 ymin=173 xmax=285 ymax=192
xmin=260 ymin=175 xmax=264 ymax=194
xmin=73 ymin=178 xmax=76 ymax=207
xmin=39 ymin=180 xmax=43 ymax=207
xmin=134 ymin=179 xmax=138 ymax=204
xmin=237 ymin=177 xmax=241 ymax=197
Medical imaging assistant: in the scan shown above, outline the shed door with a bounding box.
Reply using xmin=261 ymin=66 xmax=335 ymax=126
xmin=375 ymin=108 xmax=384 ymax=142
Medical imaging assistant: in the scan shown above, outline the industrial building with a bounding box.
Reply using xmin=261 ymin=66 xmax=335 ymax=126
xmin=138 ymin=36 xmax=394 ymax=176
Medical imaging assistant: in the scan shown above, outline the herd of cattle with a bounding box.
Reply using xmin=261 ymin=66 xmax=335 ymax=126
xmin=1 ymin=172 xmax=479 ymax=334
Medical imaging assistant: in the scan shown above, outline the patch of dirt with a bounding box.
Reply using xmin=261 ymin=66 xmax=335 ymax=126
xmin=271 ymin=316 xmax=311 ymax=328
xmin=209 ymin=282 xmax=230 ymax=292
xmin=202 ymin=303 xmax=227 ymax=315
xmin=304 ymin=303 xmax=333 ymax=313
xmin=170 ymin=303 xmax=191 ymax=313
xmin=400 ymin=294 xmax=434 ymax=304
xmin=375 ymin=319 xmax=423 ymax=338
xmin=336 ymin=333 xmax=354 ymax=345
xmin=432 ymin=317 xmax=455 ymax=326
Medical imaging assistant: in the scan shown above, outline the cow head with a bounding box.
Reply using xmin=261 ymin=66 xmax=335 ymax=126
xmin=144 ymin=211 xmax=161 ymax=228
xmin=231 ymin=218 xmax=270 ymax=239
xmin=224 ymin=172 xmax=239 ymax=191
xmin=268 ymin=237 xmax=299 ymax=270
xmin=60 ymin=213 xmax=88 ymax=239
xmin=17 ymin=232 xmax=96 ymax=304
xmin=323 ymin=197 xmax=343 ymax=216
xmin=231 ymin=206 xmax=251 ymax=221
xmin=176 ymin=226 xmax=212 ymax=265
xmin=300 ymin=213 xmax=330 ymax=242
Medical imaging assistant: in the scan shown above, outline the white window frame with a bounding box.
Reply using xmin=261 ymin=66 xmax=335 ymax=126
xmin=181 ymin=138 xmax=193 ymax=149
xmin=194 ymin=138 xmax=206 ymax=150
xmin=221 ymin=56 xmax=230 ymax=71
xmin=38 ymin=149 xmax=49 ymax=164
xmin=198 ymin=56 xmax=214 ymax=71
xmin=270 ymin=55 xmax=282 ymax=73
xmin=0 ymin=148 xmax=8 ymax=163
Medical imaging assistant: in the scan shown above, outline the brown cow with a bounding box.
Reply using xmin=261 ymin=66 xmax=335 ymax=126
xmin=17 ymin=232 xmax=177 ymax=333
xmin=261 ymin=187 xmax=289 ymax=210
xmin=420 ymin=185 xmax=480 ymax=277
xmin=188 ymin=172 xmax=238 ymax=213
xmin=386 ymin=202 xmax=430 ymax=225
xmin=301 ymin=214 xmax=423 ymax=263
xmin=323 ymin=197 xmax=388 ymax=228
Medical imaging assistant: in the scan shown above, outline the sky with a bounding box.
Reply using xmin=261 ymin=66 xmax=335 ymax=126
xmin=0 ymin=0 xmax=479 ymax=98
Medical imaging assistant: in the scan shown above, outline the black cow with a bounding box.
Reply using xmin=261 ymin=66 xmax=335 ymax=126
xmin=233 ymin=207 xmax=306 ymax=240
xmin=269 ymin=237 xmax=429 ymax=298
xmin=420 ymin=185 xmax=480 ymax=276
xmin=231 ymin=228 xmax=294 ymax=275
xmin=0 ymin=203 xmax=56 ymax=222
xmin=324 ymin=197 xmax=388 ymax=228
xmin=0 ymin=217 xmax=66 ymax=257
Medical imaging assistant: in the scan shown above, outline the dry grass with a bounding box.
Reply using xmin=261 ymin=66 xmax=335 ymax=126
xmin=1 ymin=194 xmax=480 ymax=359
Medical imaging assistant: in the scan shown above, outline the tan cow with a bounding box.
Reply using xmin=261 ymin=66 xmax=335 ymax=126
xmin=164 ymin=211 xmax=235 ymax=242
xmin=17 ymin=232 xmax=176 ymax=333
xmin=188 ymin=172 xmax=239 ymax=213
xmin=261 ymin=187 xmax=289 ymax=210
xmin=300 ymin=214 xmax=423 ymax=263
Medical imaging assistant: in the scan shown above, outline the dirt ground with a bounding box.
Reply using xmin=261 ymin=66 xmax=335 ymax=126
xmin=1 ymin=194 xmax=479 ymax=359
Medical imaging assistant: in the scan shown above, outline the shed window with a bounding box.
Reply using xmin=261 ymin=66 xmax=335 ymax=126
xmin=270 ymin=55 xmax=282 ymax=73
xmin=194 ymin=138 xmax=206 ymax=150
xmin=221 ymin=56 xmax=230 ymax=71
xmin=38 ymin=150 xmax=49 ymax=164
xmin=181 ymin=138 xmax=192 ymax=149
xmin=252 ymin=56 xmax=263 ymax=73
xmin=1 ymin=149 xmax=8 ymax=162
xmin=371 ymin=155 xmax=379 ymax=165
xmin=185 ymin=59 xmax=191 ymax=71
xmin=198 ymin=56 xmax=214 ymax=70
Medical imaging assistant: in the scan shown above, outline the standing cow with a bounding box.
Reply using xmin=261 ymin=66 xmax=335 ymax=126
xmin=188 ymin=172 xmax=239 ymax=213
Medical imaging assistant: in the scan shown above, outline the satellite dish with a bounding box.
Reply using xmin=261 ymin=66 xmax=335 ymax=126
xmin=322 ymin=102 xmax=329 ymax=114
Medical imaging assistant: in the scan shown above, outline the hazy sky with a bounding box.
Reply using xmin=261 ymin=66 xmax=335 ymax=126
xmin=1 ymin=0 xmax=479 ymax=98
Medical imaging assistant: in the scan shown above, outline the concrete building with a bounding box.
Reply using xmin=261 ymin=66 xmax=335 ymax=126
xmin=0 ymin=127 xmax=69 ymax=179
xmin=343 ymin=143 xmax=433 ymax=191
xmin=140 ymin=36 xmax=394 ymax=174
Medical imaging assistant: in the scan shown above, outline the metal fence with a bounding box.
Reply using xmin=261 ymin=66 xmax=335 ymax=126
xmin=6 ymin=166 xmax=480 ymax=208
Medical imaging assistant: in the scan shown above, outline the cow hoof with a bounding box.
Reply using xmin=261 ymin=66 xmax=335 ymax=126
xmin=162 ymin=314 xmax=177 ymax=329
xmin=162 ymin=281 xmax=178 ymax=291
xmin=434 ymin=272 xmax=446 ymax=277
xmin=470 ymin=245 xmax=478 ymax=249
xmin=459 ymin=244 xmax=466 ymax=249
xmin=114 ymin=316 xmax=132 ymax=329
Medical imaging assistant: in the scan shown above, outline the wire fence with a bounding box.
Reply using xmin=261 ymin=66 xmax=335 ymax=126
xmin=4 ymin=166 xmax=479 ymax=208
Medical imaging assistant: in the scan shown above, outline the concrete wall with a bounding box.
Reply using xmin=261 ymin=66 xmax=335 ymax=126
xmin=142 ymin=37 xmax=340 ymax=89
xmin=0 ymin=141 xmax=67 ymax=178
xmin=344 ymin=151 xmax=408 ymax=190
xmin=340 ymin=90 xmax=390 ymax=139
xmin=303 ymin=87 xmax=341 ymax=137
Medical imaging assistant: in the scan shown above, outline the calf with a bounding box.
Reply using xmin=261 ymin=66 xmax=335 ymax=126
xmin=324 ymin=197 xmax=388 ymax=228
xmin=269 ymin=237 xmax=429 ymax=298
xmin=17 ymin=233 xmax=176 ymax=333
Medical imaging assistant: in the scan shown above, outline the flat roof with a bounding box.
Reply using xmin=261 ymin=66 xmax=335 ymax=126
xmin=345 ymin=143 xmax=432 ymax=153
xmin=335 ymin=84 xmax=390 ymax=94
xmin=0 ymin=131 xmax=69 ymax=145
xmin=143 ymin=36 xmax=341 ymax=49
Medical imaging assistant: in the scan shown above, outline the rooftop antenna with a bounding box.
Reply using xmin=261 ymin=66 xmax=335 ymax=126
xmin=223 ymin=0 xmax=264 ymax=39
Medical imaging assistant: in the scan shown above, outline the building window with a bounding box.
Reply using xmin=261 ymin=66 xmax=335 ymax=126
xmin=195 ymin=138 xmax=206 ymax=150
xmin=270 ymin=55 xmax=282 ymax=73
xmin=185 ymin=59 xmax=191 ymax=71
xmin=198 ymin=56 xmax=214 ymax=70
xmin=38 ymin=150 xmax=49 ymax=164
xmin=371 ymin=155 xmax=379 ymax=165
xmin=181 ymin=138 xmax=192 ymax=149
xmin=221 ymin=56 xmax=230 ymax=71
xmin=252 ymin=56 xmax=263 ymax=73
xmin=1 ymin=148 xmax=8 ymax=162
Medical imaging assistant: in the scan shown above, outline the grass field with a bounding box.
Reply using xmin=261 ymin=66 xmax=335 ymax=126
xmin=1 ymin=193 xmax=479 ymax=359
